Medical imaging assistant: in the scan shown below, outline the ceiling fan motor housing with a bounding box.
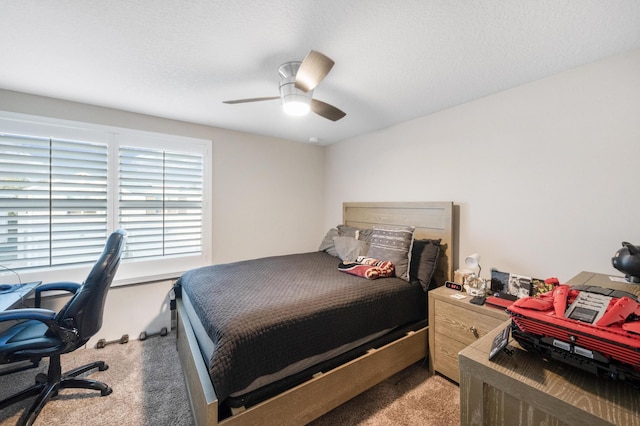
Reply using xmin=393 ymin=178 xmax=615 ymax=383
xmin=279 ymin=61 xmax=313 ymax=116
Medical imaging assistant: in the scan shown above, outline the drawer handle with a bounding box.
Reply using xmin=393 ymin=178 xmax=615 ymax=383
xmin=469 ymin=326 xmax=479 ymax=338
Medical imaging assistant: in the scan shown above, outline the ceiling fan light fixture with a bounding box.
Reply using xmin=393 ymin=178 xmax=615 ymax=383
xmin=282 ymin=94 xmax=311 ymax=116
xmin=279 ymin=63 xmax=312 ymax=116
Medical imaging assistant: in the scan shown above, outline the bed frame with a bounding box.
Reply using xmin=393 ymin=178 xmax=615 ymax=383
xmin=176 ymin=201 xmax=454 ymax=425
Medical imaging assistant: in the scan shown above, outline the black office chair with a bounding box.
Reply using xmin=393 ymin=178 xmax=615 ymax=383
xmin=0 ymin=229 xmax=127 ymax=425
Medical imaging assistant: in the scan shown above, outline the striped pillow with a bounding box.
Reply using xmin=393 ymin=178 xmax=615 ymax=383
xmin=366 ymin=225 xmax=415 ymax=282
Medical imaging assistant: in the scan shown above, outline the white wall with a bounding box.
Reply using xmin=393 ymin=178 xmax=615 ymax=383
xmin=40 ymin=279 xmax=175 ymax=348
xmin=210 ymin=127 xmax=325 ymax=264
xmin=0 ymin=90 xmax=326 ymax=342
xmin=324 ymin=49 xmax=640 ymax=283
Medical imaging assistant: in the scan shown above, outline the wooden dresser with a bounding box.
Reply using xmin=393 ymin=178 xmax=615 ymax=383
xmin=458 ymin=272 xmax=640 ymax=426
xmin=428 ymin=285 xmax=509 ymax=383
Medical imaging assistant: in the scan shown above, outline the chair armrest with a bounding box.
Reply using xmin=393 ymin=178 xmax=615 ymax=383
xmin=35 ymin=282 xmax=81 ymax=307
xmin=0 ymin=308 xmax=79 ymax=343
xmin=0 ymin=308 xmax=57 ymax=325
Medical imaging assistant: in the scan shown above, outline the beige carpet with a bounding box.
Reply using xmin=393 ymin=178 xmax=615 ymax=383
xmin=309 ymin=362 xmax=460 ymax=426
xmin=0 ymin=333 xmax=460 ymax=425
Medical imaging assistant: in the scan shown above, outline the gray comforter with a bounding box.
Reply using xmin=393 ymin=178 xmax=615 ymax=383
xmin=177 ymin=251 xmax=425 ymax=402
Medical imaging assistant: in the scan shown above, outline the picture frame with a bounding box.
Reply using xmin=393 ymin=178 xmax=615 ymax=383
xmin=491 ymin=268 xmax=540 ymax=299
xmin=490 ymin=268 xmax=510 ymax=295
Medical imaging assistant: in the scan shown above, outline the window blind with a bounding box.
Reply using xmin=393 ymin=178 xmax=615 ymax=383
xmin=118 ymin=146 xmax=203 ymax=260
xmin=0 ymin=112 xmax=210 ymax=283
xmin=0 ymin=134 xmax=108 ymax=269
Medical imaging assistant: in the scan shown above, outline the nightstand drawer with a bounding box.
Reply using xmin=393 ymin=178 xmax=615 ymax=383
xmin=433 ymin=299 xmax=506 ymax=346
xmin=434 ymin=333 xmax=465 ymax=382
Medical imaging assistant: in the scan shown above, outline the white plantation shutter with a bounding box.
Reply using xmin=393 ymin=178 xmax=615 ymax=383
xmin=118 ymin=147 xmax=203 ymax=260
xmin=0 ymin=112 xmax=210 ymax=284
xmin=0 ymin=134 xmax=108 ymax=269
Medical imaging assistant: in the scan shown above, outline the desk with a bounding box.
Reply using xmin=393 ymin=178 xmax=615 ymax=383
xmin=458 ymin=272 xmax=640 ymax=426
xmin=0 ymin=282 xmax=41 ymax=311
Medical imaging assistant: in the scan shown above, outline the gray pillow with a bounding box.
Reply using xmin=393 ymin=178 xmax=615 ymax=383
xmin=333 ymin=236 xmax=369 ymax=262
xmin=336 ymin=224 xmax=360 ymax=238
xmin=366 ymin=225 xmax=415 ymax=282
xmin=410 ymin=239 xmax=441 ymax=291
xmin=355 ymin=228 xmax=373 ymax=243
xmin=336 ymin=225 xmax=373 ymax=242
xmin=320 ymin=225 xmax=374 ymax=258
xmin=318 ymin=228 xmax=339 ymax=257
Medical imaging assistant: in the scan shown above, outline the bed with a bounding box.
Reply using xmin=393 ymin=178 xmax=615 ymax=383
xmin=175 ymin=201 xmax=454 ymax=425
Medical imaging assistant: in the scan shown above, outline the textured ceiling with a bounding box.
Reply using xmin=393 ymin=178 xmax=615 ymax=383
xmin=2 ymin=1 xmax=640 ymax=145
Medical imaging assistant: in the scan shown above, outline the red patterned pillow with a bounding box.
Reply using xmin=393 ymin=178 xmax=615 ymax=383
xmin=338 ymin=256 xmax=395 ymax=280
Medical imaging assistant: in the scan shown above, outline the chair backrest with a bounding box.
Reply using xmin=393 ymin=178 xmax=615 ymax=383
xmin=55 ymin=229 xmax=127 ymax=343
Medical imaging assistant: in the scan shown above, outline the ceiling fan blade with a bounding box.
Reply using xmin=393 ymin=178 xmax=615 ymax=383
xmin=311 ymin=99 xmax=346 ymax=121
xmin=295 ymin=50 xmax=335 ymax=92
xmin=223 ymin=96 xmax=279 ymax=104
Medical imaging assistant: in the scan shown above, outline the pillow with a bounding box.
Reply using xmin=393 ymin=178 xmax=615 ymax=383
xmin=355 ymin=228 xmax=373 ymax=243
xmin=320 ymin=225 xmax=374 ymax=258
xmin=410 ymin=239 xmax=441 ymax=292
xmin=318 ymin=228 xmax=340 ymax=257
xmin=336 ymin=224 xmax=360 ymax=238
xmin=366 ymin=225 xmax=415 ymax=282
xmin=338 ymin=257 xmax=395 ymax=280
xmin=333 ymin=236 xmax=369 ymax=262
xmin=416 ymin=238 xmax=441 ymax=246
xmin=337 ymin=225 xmax=373 ymax=243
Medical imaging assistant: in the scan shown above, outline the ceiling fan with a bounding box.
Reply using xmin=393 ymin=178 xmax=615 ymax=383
xmin=223 ymin=50 xmax=346 ymax=121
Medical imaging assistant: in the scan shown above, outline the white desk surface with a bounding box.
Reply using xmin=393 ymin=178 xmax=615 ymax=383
xmin=0 ymin=282 xmax=42 ymax=312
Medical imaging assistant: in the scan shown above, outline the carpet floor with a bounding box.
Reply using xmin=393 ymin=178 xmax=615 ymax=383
xmin=0 ymin=332 xmax=459 ymax=425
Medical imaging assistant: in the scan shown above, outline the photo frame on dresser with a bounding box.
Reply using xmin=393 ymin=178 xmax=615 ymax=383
xmin=491 ymin=268 xmax=541 ymax=299
xmin=490 ymin=268 xmax=510 ymax=295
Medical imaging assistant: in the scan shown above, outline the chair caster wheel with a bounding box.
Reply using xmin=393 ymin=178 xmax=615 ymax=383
xmin=101 ymin=386 xmax=113 ymax=396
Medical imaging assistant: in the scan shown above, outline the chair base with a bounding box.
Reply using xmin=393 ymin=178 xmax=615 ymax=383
xmin=0 ymin=359 xmax=40 ymax=377
xmin=0 ymin=357 xmax=112 ymax=426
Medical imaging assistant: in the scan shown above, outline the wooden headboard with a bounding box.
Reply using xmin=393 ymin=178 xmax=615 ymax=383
xmin=343 ymin=201 xmax=454 ymax=285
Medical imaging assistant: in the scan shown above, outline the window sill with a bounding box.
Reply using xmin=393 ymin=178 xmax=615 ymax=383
xmin=112 ymin=272 xmax=183 ymax=287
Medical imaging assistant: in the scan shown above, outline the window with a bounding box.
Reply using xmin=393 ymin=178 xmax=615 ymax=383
xmin=118 ymin=146 xmax=203 ymax=260
xmin=0 ymin=112 xmax=211 ymax=285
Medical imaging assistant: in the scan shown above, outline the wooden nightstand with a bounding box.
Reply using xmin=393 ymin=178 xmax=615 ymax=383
xmin=428 ymin=286 xmax=509 ymax=382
